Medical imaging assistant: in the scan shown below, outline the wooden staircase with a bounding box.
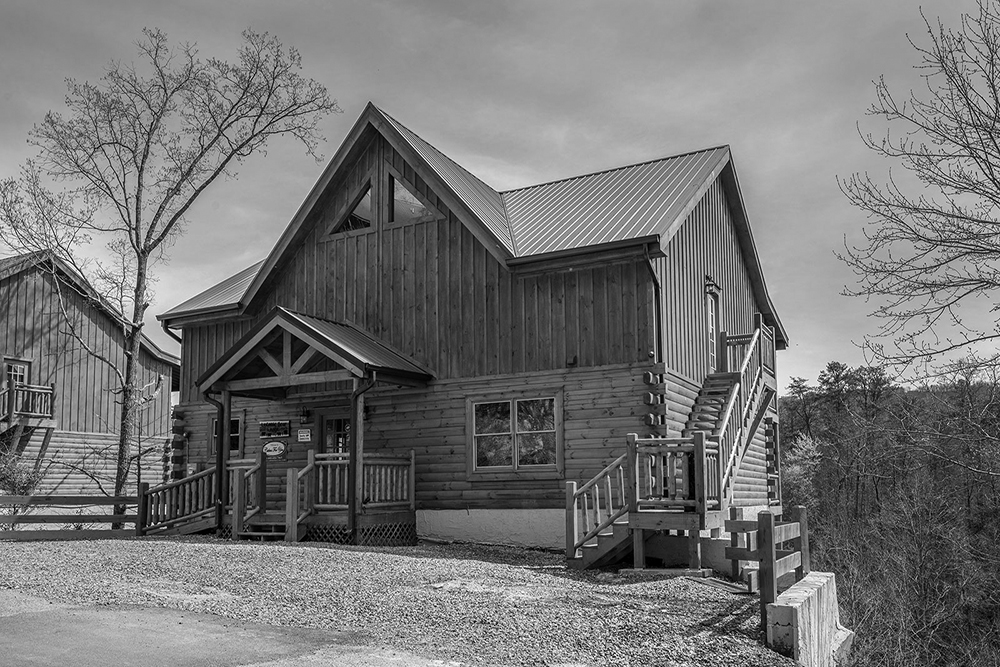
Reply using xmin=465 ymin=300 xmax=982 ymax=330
xmin=567 ymin=318 xmax=779 ymax=570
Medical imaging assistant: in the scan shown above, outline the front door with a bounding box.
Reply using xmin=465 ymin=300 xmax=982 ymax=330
xmin=319 ymin=414 xmax=351 ymax=454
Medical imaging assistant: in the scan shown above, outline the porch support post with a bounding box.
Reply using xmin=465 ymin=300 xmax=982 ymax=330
xmin=348 ymin=374 xmax=376 ymax=545
xmin=221 ymin=389 xmax=232 ymax=531
xmin=348 ymin=379 xmax=359 ymax=543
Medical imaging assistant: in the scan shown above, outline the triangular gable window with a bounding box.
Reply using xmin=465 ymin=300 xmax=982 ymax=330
xmin=332 ymin=186 xmax=372 ymax=234
xmin=390 ymin=177 xmax=434 ymax=225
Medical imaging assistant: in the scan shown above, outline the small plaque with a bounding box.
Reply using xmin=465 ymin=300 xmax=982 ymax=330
xmin=297 ymin=428 xmax=312 ymax=443
xmin=262 ymin=440 xmax=288 ymax=460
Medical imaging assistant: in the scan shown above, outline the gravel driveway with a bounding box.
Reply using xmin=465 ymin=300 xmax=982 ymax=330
xmin=0 ymin=537 xmax=791 ymax=666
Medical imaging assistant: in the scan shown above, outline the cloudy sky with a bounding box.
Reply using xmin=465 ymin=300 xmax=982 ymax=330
xmin=0 ymin=0 xmax=976 ymax=389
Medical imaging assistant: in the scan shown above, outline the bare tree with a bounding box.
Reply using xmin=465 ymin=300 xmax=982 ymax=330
xmin=841 ymin=1 xmax=1000 ymax=370
xmin=0 ymin=28 xmax=340 ymax=499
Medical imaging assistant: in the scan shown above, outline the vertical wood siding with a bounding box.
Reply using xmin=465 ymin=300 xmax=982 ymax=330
xmin=0 ymin=269 xmax=172 ymax=434
xmin=179 ymin=134 xmax=657 ymax=402
xmin=657 ymin=179 xmax=761 ymax=383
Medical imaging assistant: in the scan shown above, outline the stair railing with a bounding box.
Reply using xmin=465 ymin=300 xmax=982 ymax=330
xmin=139 ymin=466 xmax=217 ymax=534
xmin=285 ymin=449 xmax=316 ymax=542
xmin=565 ymin=453 xmax=629 ymax=559
xmin=717 ymin=318 xmax=776 ymax=506
xmin=232 ymin=450 xmax=266 ymax=537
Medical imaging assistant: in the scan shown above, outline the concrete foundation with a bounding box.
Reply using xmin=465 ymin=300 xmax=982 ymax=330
xmin=766 ymin=571 xmax=855 ymax=667
xmin=416 ymin=508 xmax=564 ymax=550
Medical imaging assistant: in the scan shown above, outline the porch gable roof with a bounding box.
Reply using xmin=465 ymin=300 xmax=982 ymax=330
xmin=197 ymin=307 xmax=432 ymax=395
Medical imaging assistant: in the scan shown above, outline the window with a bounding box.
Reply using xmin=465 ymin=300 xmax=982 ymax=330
xmin=705 ymin=279 xmax=721 ymax=372
xmin=468 ymin=393 xmax=563 ymax=479
xmin=4 ymin=359 xmax=30 ymax=386
xmin=332 ymin=186 xmax=372 ymax=234
xmin=323 ymin=417 xmax=350 ymax=454
xmin=210 ymin=418 xmax=242 ymax=456
xmin=389 ymin=176 xmax=431 ymax=225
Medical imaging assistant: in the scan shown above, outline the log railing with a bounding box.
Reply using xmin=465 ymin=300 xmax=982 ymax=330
xmin=313 ymin=451 xmax=415 ymax=511
xmin=565 ymin=452 xmax=629 ymax=559
xmin=630 ymin=432 xmax=720 ymax=513
xmin=139 ymin=467 xmax=216 ymax=534
xmin=1 ymin=381 xmax=55 ymax=421
xmin=285 ymin=450 xmax=316 ymax=542
xmin=231 ymin=451 xmax=266 ymax=537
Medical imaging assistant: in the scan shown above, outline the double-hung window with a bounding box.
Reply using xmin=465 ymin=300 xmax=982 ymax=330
xmin=210 ymin=417 xmax=242 ymax=457
xmin=468 ymin=392 xmax=563 ymax=479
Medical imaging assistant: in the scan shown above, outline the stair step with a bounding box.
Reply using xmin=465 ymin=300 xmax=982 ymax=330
xmin=239 ymin=530 xmax=286 ymax=540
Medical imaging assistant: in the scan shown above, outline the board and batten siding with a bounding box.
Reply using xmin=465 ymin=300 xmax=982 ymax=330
xmin=0 ymin=268 xmax=172 ymax=434
xmin=656 ymin=178 xmax=763 ymax=384
xmin=178 ymin=134 xmax=657 ymax=402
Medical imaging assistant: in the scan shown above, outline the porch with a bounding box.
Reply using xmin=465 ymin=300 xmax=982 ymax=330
xmin=138 ymin=446 xmax=416 ymax=545
xmin=0 ymin=380 xmax=56 ymax=453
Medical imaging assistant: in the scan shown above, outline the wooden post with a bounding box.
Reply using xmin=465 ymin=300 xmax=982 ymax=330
xmin=136 ymin=482 xmax=149 ymax=537
xmin=285 ymin=467 xmax=298 ymax=543
xmin=758 ymin=511 xmax=777 ymax=630
xmin=6 ymin=375 xmax=15 ymax=424
xmin=255 ymin=449 xmax=267 ymax=512
xmin=306 ymin=449 xmax=317 ymax=515
xmin=565 ymin=481 xmax=578 ymax=559
xmin=792 ymin=505 xmax=810 ymax=580
xmin=408 ymin=449 xmax=416 ymax=511
xmin=729 ymin=506 xmax=740 ymax=581
xmin=718 ymin=330 xmax=728 ymax=373
xmin=692 ymin=432 xmax=707 ymax=515
xmin=625 ymin=434 xmax=644 ymax=568
xmin=356 ymin=390 xmax=366 ymax=511
xmin=232 ymin=472 xmax=245 ymax=540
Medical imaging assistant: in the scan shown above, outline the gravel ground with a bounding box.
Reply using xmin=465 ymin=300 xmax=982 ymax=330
xmin=0 ymin=537 xmax=792 ymax=666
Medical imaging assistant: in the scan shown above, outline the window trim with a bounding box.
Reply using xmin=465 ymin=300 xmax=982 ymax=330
xmin=3 ymin=357 xmax=31 ymax=386
xmin=322 ymin=181 xmax=374 ymax=239
xmin=386 ymin=165 xmax=442 ymax=227
xmin=209 ymin=417 xmax=243 ymax=458
xmin=465 ymin=388 xmax=564 ymax=481
xmin=705 ymin=278 xmax=721 ymax=372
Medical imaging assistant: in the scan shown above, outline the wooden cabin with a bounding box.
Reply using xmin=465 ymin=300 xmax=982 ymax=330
xmin=0 ymin=252 xmax=179 ymax=494
xmin=154 ymin=103 xmax=787 ymax=567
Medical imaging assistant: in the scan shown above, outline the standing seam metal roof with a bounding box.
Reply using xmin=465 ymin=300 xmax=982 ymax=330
xmin=282 ymin=309 xmax=431 ymax=378
xmin=501 ymin=147 xmax=730 ymax=257
xmin=377 ymin=107 xmax=515 ymax=254
xmin=160 ymin=108 xmax=738 ymax=321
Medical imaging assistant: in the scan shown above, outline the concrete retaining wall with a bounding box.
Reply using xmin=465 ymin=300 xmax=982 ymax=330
xmin=766 ymin=571 xmax=854 ymax=667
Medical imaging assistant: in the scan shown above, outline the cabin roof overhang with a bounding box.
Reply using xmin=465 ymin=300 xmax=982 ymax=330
xmin=197 ymin=307 xmax=432 ymax=398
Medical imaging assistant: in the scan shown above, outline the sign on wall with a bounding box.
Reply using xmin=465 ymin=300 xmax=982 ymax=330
xmin=297 ymin=428 xmax=312 ymax=443
xmin=262 ymin=440 xmax=288 ymax=460
xmin=259 ymin=420 xmax=291 ymax=438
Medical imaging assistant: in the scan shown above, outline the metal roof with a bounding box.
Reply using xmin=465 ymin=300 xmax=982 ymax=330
xmin=282 ymin=309 xmax=431 ymax=378
xmin=158 ymin=260 xmax=263 ymax=319
xmin=197 ymin=306 xmax=431 ymax=391
xmin=377 ymin=107 xmax=515 ymax=254
xmin=502 ymin=146 xmax=730 ymax=257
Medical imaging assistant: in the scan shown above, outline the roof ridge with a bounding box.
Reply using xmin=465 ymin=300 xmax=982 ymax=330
xmin=500 ymin=144 xmax=730 ymax=196
xmin=373 ymin=105 xmax=502 ymax=198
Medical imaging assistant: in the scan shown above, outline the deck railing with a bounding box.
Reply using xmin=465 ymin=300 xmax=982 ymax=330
xmin=139 ymin=467 xmax=216 ymax=534
xmin=313 ymin=451 xmax=415 ymax=510
xmin=1 ymin=382 xmax=55 ymax=421
xmin=231 ymin=451 xmax=266 ymax=537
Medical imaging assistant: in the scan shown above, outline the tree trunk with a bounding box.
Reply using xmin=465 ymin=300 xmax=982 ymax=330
xmin=112 ymin=254 xmax=149 ymax=526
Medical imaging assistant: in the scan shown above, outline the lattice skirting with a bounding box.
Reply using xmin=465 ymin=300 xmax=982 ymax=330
xmin=219 ymin=525 xmax=233 ymax=540
xmin=304 ymin=521 xmax=417 ymax=546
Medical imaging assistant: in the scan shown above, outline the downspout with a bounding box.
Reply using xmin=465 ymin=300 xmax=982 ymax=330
xmin=203 ymin=390 xmax=226 ymax=534
xmin=161 ymin=320 xmax=182 ymax=344
xmin=348 ymin=371 xmax=378 ymax=544
xmin=644 ymin=244 xmax=664 ymax=364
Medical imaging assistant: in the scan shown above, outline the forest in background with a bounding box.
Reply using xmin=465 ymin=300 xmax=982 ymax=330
xmin=779 ymin=362 xmax=1000 ymax=666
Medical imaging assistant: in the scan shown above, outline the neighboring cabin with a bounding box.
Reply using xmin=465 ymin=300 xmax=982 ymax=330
xmin=158 ymin=103 xmax=787 ymax=556
xmin=0 ymin=252 xmax=179 ymax=494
